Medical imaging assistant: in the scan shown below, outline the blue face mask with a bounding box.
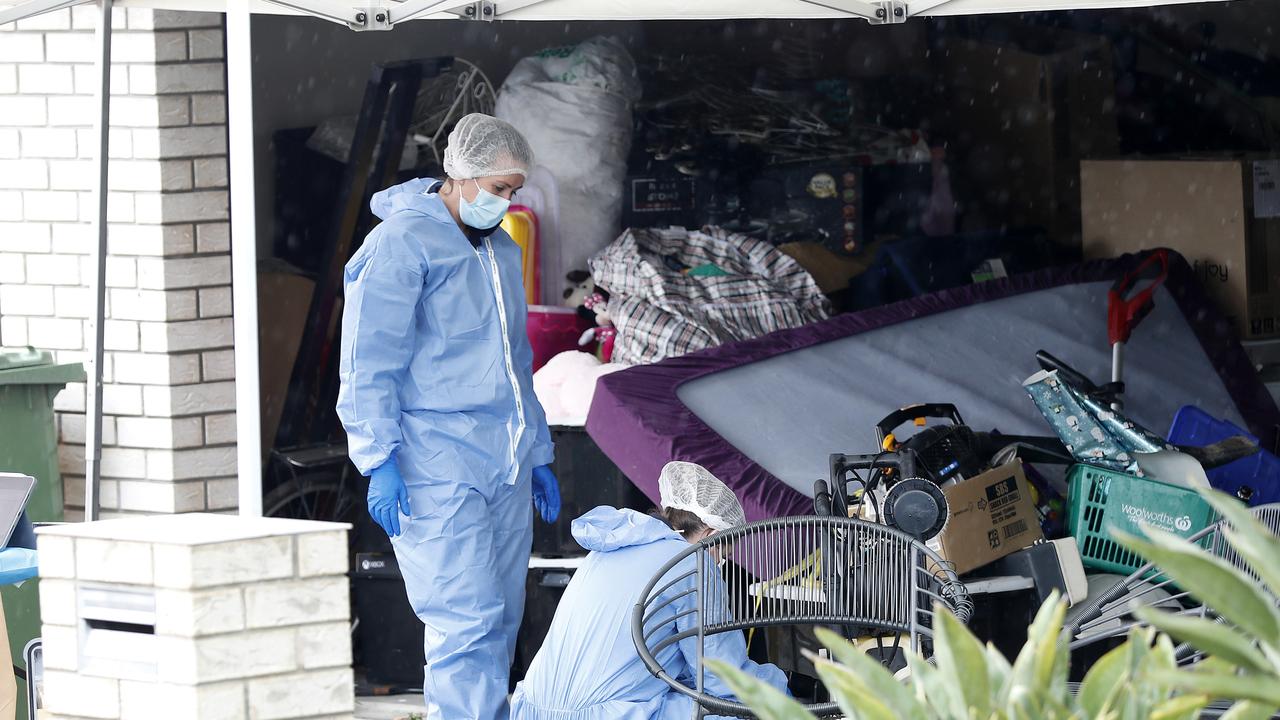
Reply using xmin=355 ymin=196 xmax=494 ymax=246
xmin=458 ymin=179 xmax=511 ymax=230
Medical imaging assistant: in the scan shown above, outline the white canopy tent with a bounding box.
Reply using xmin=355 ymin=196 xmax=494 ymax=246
xmin=0 ymin=0 xmax=1239 ymax=520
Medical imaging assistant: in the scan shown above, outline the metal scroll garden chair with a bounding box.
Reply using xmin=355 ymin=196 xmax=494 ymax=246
xmin=632 ymin=515 xmax=972 ymax=718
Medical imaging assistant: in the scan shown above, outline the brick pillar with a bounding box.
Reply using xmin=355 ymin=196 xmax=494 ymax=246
xmin=0 ymin=8 xmax=237 ymax=517
xmin=37 ymin=514 xmax=354 ymax=719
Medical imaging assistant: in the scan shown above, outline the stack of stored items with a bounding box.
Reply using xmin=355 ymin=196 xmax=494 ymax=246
xmin=623 ymin=49 xmax=943 ymax=257
xmin=805 ymin=352 xmax=1273 ymax=656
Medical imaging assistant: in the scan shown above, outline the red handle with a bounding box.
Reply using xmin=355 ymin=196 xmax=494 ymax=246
xmin=1108 ymin=249 xmax=1170 ymax=345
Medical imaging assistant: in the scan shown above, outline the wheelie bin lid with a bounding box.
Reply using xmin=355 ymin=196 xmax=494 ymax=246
xmin=0 ymin=347 xmax=85 ymax=386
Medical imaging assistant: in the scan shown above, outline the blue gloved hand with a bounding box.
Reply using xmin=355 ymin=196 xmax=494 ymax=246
xmin=368 ymin=458 xmax=411 ymax=538
xmin=532 ymin=465 xmax=560 ymax=524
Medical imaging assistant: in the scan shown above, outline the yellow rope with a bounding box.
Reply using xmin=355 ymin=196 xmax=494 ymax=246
xmin=746 ymin=547 xmax=823 ymax=648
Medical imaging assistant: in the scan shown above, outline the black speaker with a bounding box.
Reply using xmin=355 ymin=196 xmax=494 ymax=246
xmin=535 ymin=427 xmax=651 ymax=557
xmin=352 ymin=553 xmax=424 ymax=689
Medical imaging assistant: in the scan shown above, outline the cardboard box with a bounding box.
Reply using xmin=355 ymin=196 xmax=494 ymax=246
xmin=939 ymin=32 xmax=1119 ymax=240
xmin=930 ymin=461 xmax=1044 ymax=575
xmin=257 ymin=269 xmax=315 ymax=459
xmin=1081 ymin=158 xmax=1280 ymax=339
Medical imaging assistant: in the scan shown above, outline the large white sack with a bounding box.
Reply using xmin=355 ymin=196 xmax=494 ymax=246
xmin=496 ymin=36 xmax=640 ymax=305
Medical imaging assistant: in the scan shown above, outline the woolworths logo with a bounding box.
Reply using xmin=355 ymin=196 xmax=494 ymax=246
xmin=1121 ymin=504 xmax=1193 ymax=533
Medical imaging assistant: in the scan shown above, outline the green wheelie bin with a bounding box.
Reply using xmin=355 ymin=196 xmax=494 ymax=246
xmin=0 ymin=348 xmax=84 ymax=719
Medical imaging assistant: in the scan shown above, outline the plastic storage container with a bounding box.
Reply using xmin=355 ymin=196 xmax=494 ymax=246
xmin=501 ymin=206 xmax=540 ymax=305
xmin=1066 ymin=464 xmax=1216 ymax=575
xmin=1167 ymin=405 xmax=1280 ymax=506
xmin=527 ymin=306 xmax=594 ymax=373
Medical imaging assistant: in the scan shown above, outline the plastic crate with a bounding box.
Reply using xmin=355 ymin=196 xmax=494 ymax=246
xmin=1167 ymin=405 xmax=1280 ymax=506
xmin=1066 ymin=464 xmax=1217 ymax=575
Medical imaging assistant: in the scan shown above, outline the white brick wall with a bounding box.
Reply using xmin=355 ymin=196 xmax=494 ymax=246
xmin=72 ymin=63 xmax=129 ymax=95
xmin=43 ymin=670 xmax=121 ymax=718
xmin=0 ymin=221 xmax=52 ymax=251
xmin=109 ymin=223 xmax=193 ymax=255
xmin=39 ymin=515 xmax=353 ymax=720
xmin=0 ymin=158 xmax=52 ymax=187
xmin=0 ymin=96 xmax=49 ymax=125
xmin=21 ymin=128 xmax=80 ymax=158
xmin=19 ymin=64 xmax=76 ymax=94
xmin=0 ymin=129 xmax=19 ymax=158
xmin=0 ymin=7 xmax=236 ymax=515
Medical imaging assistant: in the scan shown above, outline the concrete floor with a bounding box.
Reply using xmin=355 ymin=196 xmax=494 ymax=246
xmin=354 ymin=694 xmax=426 ymax=720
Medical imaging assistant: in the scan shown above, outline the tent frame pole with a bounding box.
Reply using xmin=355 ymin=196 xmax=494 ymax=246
xmin=259 ymin=0 xmax=358 ymax=26
xmin=793 ymin=0 xmax=890 ymax=21
xmin=228 ymin=0 xmax=264 ymax=516
xmin=387 ymin=0 xmax=474 ymax=23
xmin=0 ymin=0 xmax=87 ymax=28
xmin=84 ymin=0 xmax=113 ymax=523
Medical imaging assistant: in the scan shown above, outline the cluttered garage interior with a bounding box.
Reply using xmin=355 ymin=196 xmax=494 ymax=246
xmin=2 ymin=0 xmax=1280 ymax=717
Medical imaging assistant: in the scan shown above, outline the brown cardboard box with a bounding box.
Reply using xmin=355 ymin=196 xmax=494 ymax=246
xmin=1081 ymin=158 xmax=1280 ymax=339
xmin=939 ymin=32 xmax=1118 ymax=240
xmin=257 ymin=269 xmax=316 ymax=460
xmin=930 ymin=461 xmax=1043 ymax=576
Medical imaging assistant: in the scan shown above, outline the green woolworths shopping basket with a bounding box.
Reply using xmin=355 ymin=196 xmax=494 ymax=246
xmin=1066 ymin=464 xmax=1217 ymax=575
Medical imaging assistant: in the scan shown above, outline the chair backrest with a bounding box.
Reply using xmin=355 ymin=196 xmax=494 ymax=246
xmin=632 ymin=516 xmax=970 ymax=718
xmin=1065 ymin=502 xmax=1280 ymax=653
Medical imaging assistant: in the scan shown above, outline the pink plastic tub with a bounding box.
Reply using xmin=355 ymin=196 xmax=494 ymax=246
xmin=527 ymin=305 xmax=595 ymax=372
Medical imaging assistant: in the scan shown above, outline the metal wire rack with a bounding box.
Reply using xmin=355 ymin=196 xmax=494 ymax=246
xmin=1063 ymin=503 xmax=1280 ymax=662
xmin=632 ymin=515 xmax=971 ymax=719
xmin=408 ymin=58 xmax=497 ymax=168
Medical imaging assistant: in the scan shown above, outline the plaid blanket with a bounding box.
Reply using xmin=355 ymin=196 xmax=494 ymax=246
xmin=589 ymin=227 xmax=831 ymax=365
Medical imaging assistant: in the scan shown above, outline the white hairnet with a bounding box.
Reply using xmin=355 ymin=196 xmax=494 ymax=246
xmin=658 ymin=461 xmax=746 ymax=532
xmin=442 ymin=113 xmax=534 ymax=180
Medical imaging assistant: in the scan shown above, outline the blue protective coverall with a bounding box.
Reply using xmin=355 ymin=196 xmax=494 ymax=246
xmin=337 ymin=177 xmax=554 ymax=720
xmin=511 ymin=507 xmax=789 ymax=720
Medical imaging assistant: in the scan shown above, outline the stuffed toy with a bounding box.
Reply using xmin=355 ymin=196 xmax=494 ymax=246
xmin=562 ymin=270 xmax=596 ymax=309
xmin=532 ymin=350 xmax=628 ymax=426
xmin=577 ymin=291 xmax=617 ymax=363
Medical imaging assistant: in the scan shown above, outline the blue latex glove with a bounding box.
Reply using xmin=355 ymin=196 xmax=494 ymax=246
xmin=0 ymin=548 xmax=38 ymax=586
xmin=368 ymin=458 xmax=411 ymax=538
xmin=532 ymin=465 xmax=560 ymax=524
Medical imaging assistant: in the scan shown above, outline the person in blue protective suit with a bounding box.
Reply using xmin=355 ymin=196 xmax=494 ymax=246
xmin=336 ymin=113 xmax=561 ymax=720
xmin=510 ymin=462 xmax=790 ymax=720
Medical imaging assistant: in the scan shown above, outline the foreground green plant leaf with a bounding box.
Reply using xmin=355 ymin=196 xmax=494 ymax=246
xmin=813 ymin=656 xmax=901 ymax=720
xmin=1200 ymin=491 xmax=1280 ymax=598
xmin=1220 ymin=701 xmax=1280 ymax=720
xmin=1149 ymin=670 xmax=1280 ymax=707
xmin=1114 ymin=528 xmax=1280 ymax=643
xmin=1131 ymin=607 xmax=1270 ymax=674
xmin=704 ymin=659 xmax=816 ymax=720
xmin=986 ymin=641 xmax=1013 ymax=706
xmin=935 ymin=606 xmax=991 ymax=718
xmin=905 ymin=648 xmax=962 ymax=717
xmin=813 ymin=627 xmax=924 ymax=720
xmin=1148 ymin=692 xmax=1209 ymax=720
xmin=1078 ymin=641 xmax=1130 ymax=719
xmin=1011 ymin=591 xmax=1068 ymax=694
